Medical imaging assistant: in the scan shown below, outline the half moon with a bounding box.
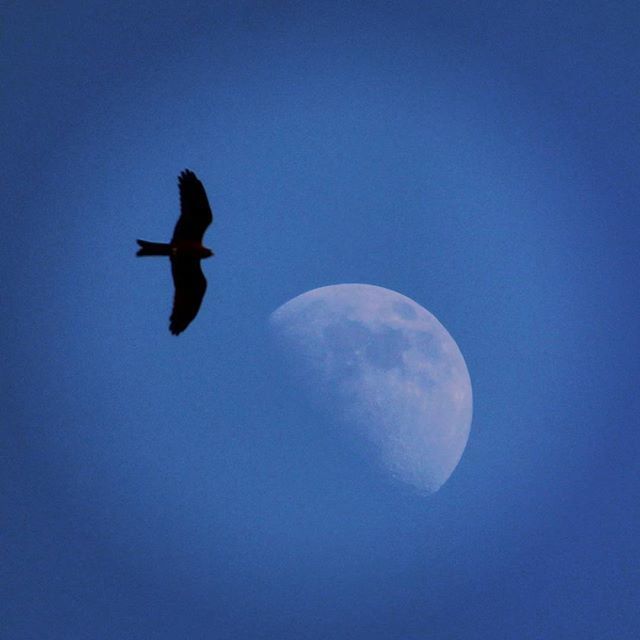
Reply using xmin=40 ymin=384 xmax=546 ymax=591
xmin=270 ymin=284 xmax=473 ymax=494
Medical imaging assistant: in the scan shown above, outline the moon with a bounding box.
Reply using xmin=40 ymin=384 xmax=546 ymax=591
xmin=270 ymin=284 xmax=473 ymax=494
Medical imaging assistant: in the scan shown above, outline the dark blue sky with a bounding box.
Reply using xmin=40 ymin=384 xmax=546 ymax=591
xmin=3 ymin=2 xmax=639 ymax=638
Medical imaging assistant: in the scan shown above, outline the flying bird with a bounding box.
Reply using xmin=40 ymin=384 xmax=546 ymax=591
xmin=136 ymin=170 xmax=214 ymax=335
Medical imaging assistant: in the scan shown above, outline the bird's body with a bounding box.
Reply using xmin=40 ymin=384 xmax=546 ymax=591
xmin=136 ymin=240 xmax=213 ymax=259
xmin=136 ymin=170 xmax=214 ymax=335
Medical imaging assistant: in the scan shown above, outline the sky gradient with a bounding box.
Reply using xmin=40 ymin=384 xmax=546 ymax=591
xmin=3 ymin=2 xmax=639 ymax=638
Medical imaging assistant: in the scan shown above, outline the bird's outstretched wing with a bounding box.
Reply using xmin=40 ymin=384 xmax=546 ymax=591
xmin=172 ymin=170 xmax=213 ymax=243
xmin=169 ymin=257 xmax=207 ymax=335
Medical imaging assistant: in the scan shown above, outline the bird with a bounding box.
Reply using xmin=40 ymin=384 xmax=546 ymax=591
xmin=136 ymin=169 xmax=214 ymax=335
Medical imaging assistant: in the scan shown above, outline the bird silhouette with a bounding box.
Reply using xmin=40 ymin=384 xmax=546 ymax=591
xmin=136 ymin=170 xmax=214 ymax=335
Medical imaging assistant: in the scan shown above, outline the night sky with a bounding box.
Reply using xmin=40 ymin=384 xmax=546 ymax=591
xmin=3 ymin=2 xmax=639 ymax=638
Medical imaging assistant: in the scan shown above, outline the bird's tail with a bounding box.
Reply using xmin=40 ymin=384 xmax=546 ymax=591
xmin=136 ymin=239 xmax=171 ymax=256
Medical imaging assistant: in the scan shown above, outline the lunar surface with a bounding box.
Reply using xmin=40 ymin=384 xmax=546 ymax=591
xmin=270 ymin=284 xmax=473 ymax=494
